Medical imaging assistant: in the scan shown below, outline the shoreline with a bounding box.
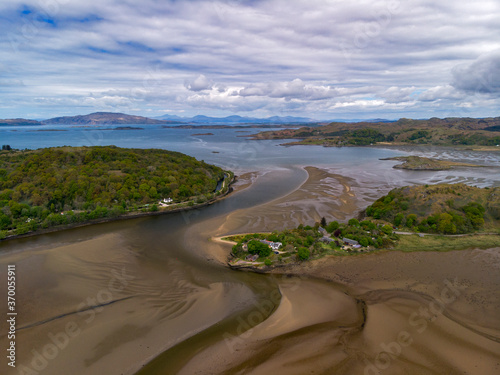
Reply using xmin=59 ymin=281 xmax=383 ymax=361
xmin=182 ymin=166 xmax=500 ymax=375
xmin=252 ymin=138 xmax=500 ymax=152
xmin=216 ymin=231 xmax=500 ymax=273
xmin=210 ymin=166 xmax=500 ymax=275
xmin=0 ymin=174 xmax=237 ymax=243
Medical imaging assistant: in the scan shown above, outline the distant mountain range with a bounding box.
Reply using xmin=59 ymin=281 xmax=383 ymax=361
xmin=0 ymin=112 xmax=322 ymax=126
xmin=43 ymin=112 xmax=175 ymax=125
xmin=155 ymin=114 xmax=318 ymax=124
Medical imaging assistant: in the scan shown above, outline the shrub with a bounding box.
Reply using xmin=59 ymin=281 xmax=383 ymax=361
xmin=406 ymin=214 xmax=417 ymax=227
xmin=394 ymin=213 xmax=404 ymax=227
xmin=247 ymin=240 xmax=271 ymax=257
xmin=359 ymin=238 xmax=369 ymax=247
xmin=348 ymin=218 xmax=359 ymax=227
xmin=360 ymin=220 xmax=376 ymax=230
xmin=326 ymin=221 xmax=339 ymax=233
xmin=297 ymin=247 xmax=310 ymax=261
xmin=381 ymin=225 xmax=393 ymax=235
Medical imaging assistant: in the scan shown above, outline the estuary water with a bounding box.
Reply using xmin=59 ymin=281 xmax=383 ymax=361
xmin=1 ymin=125 xmax=499 ymax=374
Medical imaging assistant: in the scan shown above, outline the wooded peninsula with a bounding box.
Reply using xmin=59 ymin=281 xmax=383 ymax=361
xmin=0 ymin=146 xmax=232 ymax=239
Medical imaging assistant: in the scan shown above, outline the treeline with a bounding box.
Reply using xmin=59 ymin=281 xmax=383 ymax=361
xmin=365 ymin=184 xmax=498 ymax=234
xmin=0 ymin=146 xmax=226 ymax=237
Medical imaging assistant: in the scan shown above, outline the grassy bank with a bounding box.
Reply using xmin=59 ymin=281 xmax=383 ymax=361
xmin=393 ymin=233 xmax=500 ymax=252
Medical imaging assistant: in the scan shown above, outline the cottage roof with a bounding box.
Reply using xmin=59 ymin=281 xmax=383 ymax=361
xmin=343 ymin=237 xmax=360 ymax=245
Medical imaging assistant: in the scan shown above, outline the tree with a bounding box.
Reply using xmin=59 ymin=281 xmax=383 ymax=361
xmin=267 ymin=234 xmax=279 ymax=242
xmin=305 ymin=235 xmax=314 ymax=246
xmin=381 ymin=225 xmax=393 ymax=235
xmin=0 ymin=213 xmax=11 ymax=230
xmin=348 ymin=218 xmax=359 ymax=227
xmin=264 ymin=259 xmax=272 ymax=266
xmin=359 ymin=238 xmax=369 ymax=247
xmin=247 ymin=240 xmax=271 ymax=257
xmin=394 ymin=213 xmax=404 ymax=227
xmin=462 ymin=202 xmax=485 ymax=229
xmin=326 ymin=221 xmax=339 ymax=233
xmin=406 ymin=214 xmax=417 ymax=227
xmin=320 ymin=217 xmax=327 ymax=227
xmin=437 ymin=213 xmax=456 ymax=234
xmin=297 ymin=247 xmax=310 ymax=261
xmin=360 ymin=220 xmax=376 ymax=230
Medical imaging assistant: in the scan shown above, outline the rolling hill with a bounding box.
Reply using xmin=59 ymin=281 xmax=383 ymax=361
xmin=253 ymin=117 xmax=500 ymax=147
xmin=366 ymin=183 xmax=500 ymax=234
xmin=43 ymin=112 xmax=175 ymax=125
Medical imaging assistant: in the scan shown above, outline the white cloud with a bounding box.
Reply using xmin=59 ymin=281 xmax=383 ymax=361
xmin=381 ymin=86 xmax=416 ymax=103
xmin=185 ymin=75 xmax=213 ymax=92
xmin=235 ymin=79 xmax=337 ymax=101
xmin=0 ymin=0 xmax=499 ymax=118
xmin=418 ymin=85 xmax=465 ymax=102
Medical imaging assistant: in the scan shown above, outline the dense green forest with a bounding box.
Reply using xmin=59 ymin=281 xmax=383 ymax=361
xmin=366 ymin=183 xmax=500 ymax=234
xmin=0 ymin=146 xmax=228 ymax=238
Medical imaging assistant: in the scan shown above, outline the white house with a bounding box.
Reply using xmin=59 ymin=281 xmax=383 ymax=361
xmin=260 ymin=240 xmax=282 ymax=250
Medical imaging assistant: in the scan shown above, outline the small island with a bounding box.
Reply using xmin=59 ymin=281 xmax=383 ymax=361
xmin=380 ymin=155 xmax=480 ymax=170
xmin=113 ymin=126 xmax=144 ymax=130
xmin=0 ymin=146 xmax=233 ymax=240
xmin=191 ymin=132 xmax=214 ymax=136
xmin=223 ymin=183 xmax=500 ymax=269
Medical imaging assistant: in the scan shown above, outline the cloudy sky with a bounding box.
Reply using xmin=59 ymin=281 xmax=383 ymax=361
xmin=1 ymin=0 xmax=499 ymax=120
